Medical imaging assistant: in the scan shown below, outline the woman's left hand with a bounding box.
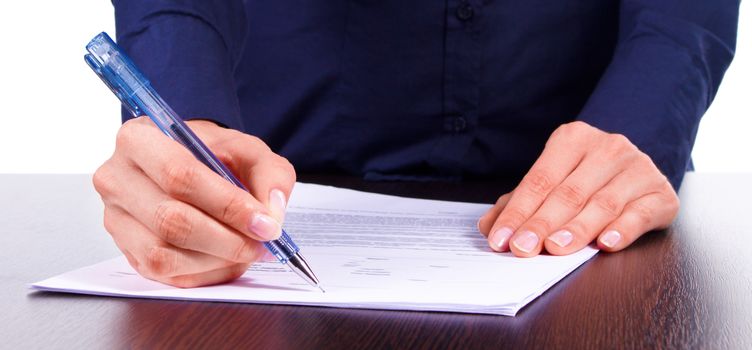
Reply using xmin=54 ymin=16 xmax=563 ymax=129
xmin=477 ymin=121 xmax=680 ymax=256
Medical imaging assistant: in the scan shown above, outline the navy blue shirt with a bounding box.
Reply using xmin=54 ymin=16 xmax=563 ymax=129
xmin=114 ymin=1 xmax=738 ymax=189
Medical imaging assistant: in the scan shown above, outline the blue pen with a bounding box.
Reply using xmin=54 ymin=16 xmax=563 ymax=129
xmin=84 ymin=32 xmax=323 ymax=292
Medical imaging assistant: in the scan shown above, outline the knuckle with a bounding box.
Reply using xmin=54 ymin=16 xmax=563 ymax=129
xmin=153 ymin=202 xmax=191 ymax=246
xmin=629 ymin=202 xmax=654 ymax=226
xmin=525 ymin=217 xmax=554 ymax=234
xmin=277 ymin=156 xmax=297 ymax=182
xmin=551 ymin=183 xmax=587 ymax=209
xmin=549 ymin=123 xmax=572 ymax=142
xmin=592 ymin=192 xmax=622 ymax=217
xmin=646 ymin=169 xmax=673 ymax=193
xmin=214 ymin=149 xmax=236 ymax=169
xmin=232 ymin=240 xmax=255 ymax=262
xmin=663 ymin=190 xmax=681 ymax=216
xmin=92 ymin=163 xmax=117 ymax=197
xmin=653 ymin=174 xmax=672 ymax=193
xmin=161 ymin=164 xmax=198 ymax=199
xmin=222 ymin=193 xmax=252 ymax=226
xmin=635 ymin=152 xmax=654 ymax=167
xmin=495 ymin=192 xmax=512 ymax=206
xmin=555 ymin=121 xmax=588 ymax=137
xmin=242 ymin=134 xmax=271 ymax=152
xmin=521 ymin=169 xmax=555 ymax=197
xmin=658 ymin=172 xmax=671 ymax=186
xmin=609 ymin=133 xmax=631 ymax=148
xmin=145 ymin=246 xmax=175 ymax=277
xmin=669 ymin=191 xmax=680 ymax=211
xmin=601 ymin=134 xmax=634 ymax=158
xmin=564 ymin=219 xmax=588 ymax=237
xmin=115 ymin=119 xmax=139 ymax=149
xmin=498 ymin=206 xmax=529 ymax=228
xmin=631 ymin=157 xmax=657 ymax=177
xmin=568 ymin=120 xmax=590 ymax=129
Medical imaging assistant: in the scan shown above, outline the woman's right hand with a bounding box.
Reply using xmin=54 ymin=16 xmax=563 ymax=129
xmin=93 ymin=117 xmax=296 ymax=287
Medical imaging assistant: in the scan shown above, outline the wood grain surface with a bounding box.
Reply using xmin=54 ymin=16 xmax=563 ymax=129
xmin=1 ymin=173 xmax=750 ymax=349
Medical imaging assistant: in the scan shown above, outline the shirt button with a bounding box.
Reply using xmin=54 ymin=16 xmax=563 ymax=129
xmin=445 ymin=115 xmax=468 ymax=133
xmin=456 ymin=3 xmax=474 ymax=21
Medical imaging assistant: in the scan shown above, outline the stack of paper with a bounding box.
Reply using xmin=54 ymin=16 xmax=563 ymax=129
xmin=32 ymin=183 xmax=597 ymax=316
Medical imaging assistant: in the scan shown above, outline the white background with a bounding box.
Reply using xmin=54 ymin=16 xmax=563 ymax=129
xmin=0 ymin=2 xmax=749 ymax=174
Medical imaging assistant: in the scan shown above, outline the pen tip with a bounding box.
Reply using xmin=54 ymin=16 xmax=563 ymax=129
xmin=318 ymin=286 xmax=326 ymax=293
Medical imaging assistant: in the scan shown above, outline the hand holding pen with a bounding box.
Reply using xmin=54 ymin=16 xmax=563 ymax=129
xmin=94 ymin=118 xmax=296 ymax=287
xmin=88 ymin=33 xmax=321 ymax=289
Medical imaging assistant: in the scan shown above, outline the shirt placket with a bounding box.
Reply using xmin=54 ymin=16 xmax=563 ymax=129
xmin=429 ymin=0 xmax=483 ymax=177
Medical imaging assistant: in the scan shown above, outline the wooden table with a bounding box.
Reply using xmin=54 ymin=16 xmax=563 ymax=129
xmin=1 ymin=173 xmax=751 ymax=349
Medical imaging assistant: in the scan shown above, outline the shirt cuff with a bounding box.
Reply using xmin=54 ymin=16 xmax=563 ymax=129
xmin=578 ymin=9 xmax=735 ymax=190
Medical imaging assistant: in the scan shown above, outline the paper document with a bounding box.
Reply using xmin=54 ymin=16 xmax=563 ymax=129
xmin=32 ymin=183 xmax=598 ymax=316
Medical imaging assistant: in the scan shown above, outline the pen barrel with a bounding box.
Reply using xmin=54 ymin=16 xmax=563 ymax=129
xmin=264 ymin=230 xmax=300 ymax=263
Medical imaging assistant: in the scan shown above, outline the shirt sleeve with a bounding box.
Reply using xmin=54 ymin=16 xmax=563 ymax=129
xmin=577 ymin=0 xmax=739 ymax=190
xmin=113 ymin=0 xmax=248 ymax=131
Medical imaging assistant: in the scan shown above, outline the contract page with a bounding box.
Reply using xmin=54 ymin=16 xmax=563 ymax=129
xmin=33 ymin=183 xmax=598 ymax=316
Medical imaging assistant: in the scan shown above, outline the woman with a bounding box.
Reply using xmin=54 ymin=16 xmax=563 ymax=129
xmin=93 ymin=0 xmax=739 ymax=287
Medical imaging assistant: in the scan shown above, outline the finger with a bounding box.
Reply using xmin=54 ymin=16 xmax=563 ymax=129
xmin=597 ymin=189 xmax=679 ymax=252
xmin=117 ymin=119 xmax=282 ymax=240
xmin=165 ymin=262 xmax=251 ymax=288
xmin=544 ymin=165 xmax=666 ymax=255
xmin=106 ymin=160 xmax=269 ymax=260
xmin=216 ymin=135 xmax=297 ymax=223
xmin=509 ymin=139 xmax=637 ymax=257
xmin=103 ymin=206 xmax=254 ymax=279
xmin=488 ymin=123 xmax=594 ymax=252
xmin=478 ymin=192 xmax=512 ymax=237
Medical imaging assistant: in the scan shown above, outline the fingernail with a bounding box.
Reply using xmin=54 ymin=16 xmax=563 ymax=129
xmin=512 ymin=231 xmax=540 ymax=253
xmin=548 ymin=230 xmax=574 ymax=248
xmin=249 ymin=213 xmax=282 ymax=240
xmin=491 ymin=227 xmax=514 ymax=250
xmin=600 ymin=230 xmax=621 ymax=248
xmin=269 ymin=189 xmax=287 ymax=223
